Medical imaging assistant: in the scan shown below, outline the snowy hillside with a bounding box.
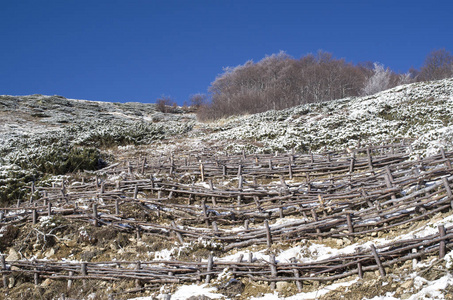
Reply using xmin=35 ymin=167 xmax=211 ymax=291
xmin=1 ymin=78 xmax=453 ymax=300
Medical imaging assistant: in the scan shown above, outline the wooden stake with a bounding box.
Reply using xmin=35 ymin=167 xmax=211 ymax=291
xmin=270 ymin=254 xmax=277 ymax=290
xmin=370 ymin=244 xmax=386 ymax=277
xmin=205 ymin=254 xmax=214 ymax=284
xmin=439 ymin=225 xmax=446 ymax=259
xmin=265 ymin=220 xmax=273 ymax=247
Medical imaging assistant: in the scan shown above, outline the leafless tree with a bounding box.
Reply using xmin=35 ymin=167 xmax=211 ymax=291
xmin=418 ymin=48 xmax=453 ymax=81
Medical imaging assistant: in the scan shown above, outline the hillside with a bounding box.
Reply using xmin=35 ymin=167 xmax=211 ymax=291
xmin=1 ymin=79 xmax=453 ymax=300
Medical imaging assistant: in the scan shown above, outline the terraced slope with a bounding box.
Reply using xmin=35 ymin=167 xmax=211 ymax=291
xmin=1 ymin=78 xmax=453 ymax=299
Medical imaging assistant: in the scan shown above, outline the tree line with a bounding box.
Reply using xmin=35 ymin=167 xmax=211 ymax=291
xmin=159 ymin=48 xmax=453 ymax=120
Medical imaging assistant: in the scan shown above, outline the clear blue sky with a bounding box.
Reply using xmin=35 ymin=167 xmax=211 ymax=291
xmin=1 ymin=0 xmax=452 ymax=105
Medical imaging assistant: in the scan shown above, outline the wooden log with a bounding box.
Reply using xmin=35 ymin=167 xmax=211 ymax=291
xmin=370 ymin=244 xmax=386 ymax=277
xmin=439 ymin=225 xmax=446 ymax=259
xmin=289 ymin=164 xmax=293 ymax=180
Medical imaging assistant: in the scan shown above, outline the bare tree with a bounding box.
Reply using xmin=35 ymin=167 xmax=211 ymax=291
xmin=418 ymin=48 xmax=453 ymax=81
xmin=156 ymin=96 xmax=176 ymax=113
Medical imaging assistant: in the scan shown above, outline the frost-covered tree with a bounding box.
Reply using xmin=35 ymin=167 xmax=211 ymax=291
xmin=361 ymin=63 xmax=392 ymax=96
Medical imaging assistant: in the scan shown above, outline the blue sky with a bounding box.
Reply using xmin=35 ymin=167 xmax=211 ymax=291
xmin=1 ymin=0 xmax=452 ymax=105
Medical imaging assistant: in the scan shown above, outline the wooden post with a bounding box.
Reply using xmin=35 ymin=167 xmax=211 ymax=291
xmin=93 ymin=204 xmax=98 ymax=227
xmin=349 ymin=153 xmax=356 ymax=173
xmin=1 ymin=255 xmax=7 ymax=288
xmin=268 ymin=159 xmax=272 ymax=170
xmin=244 ymin=219 xmax=249 ymax=231
xmin=238 ymin=175 xmax=243 ymax=189
xmin=141 ymin=157 xmax=147 ymax=174
xmin=288 ymin=163 xmax=293 ymax=180
xmin=367 ymin=147 xmax=373 ymax=170
xmin=222 ymin=165 xmax=227 ymax=178
xmin=81 ymin=262 xmax=87 ymax=288
xmin=68 ymin=271 xmax=73 ymax=290
xmin=269 ymin=254 xmax=277 ymax=290
xmin=200 ymin=164 xmax=205 ymax=182
xmin=370 ymin=244 xmax=386 ymax=277
xmin=115 ymin=199 xmax=119 ymax=215
xmin=311 ymin=209 xmax=322 ymax=241
xmin=278 ymin=201 xmax=284 ymax=219
xmin=47 ymin=201 xmax=52 ymax=217
xmin=233 ymin=254 xmax=243 ymax=279
xmin=34 ymin=265 xmax=39 ymax=285
xmin=135 ymin=261 xmax=142 ymax=288
xmin=439 ymin=225 xmax=447 ymax=259
xmin=293 ymin=268 xmax=302 ymax=292
xmin=202 ymin=200 xmax=209 ymax=226
xmin=442 ymin=177 xmax=452 ymax=201
xmin=100 ymin=182 xmax=105 ymax=194
xmin=357 ymin=262 xmax=363 ymax=279
xmin=171 ymin=221 xmax=184 ymax=244
xmin=441 ymin=148 xmax=452 ymax=169
xmin=32 ymin=208 xmax=38 ymax=225
xmin=150 ymin=176 xmax=155 ymax=194
xmin=133 ymin=184 xmax=138 ymax=199
xmin=264 ymin=220 xmax=273 ymax=247
xmin=127 ymin=162 xmax=132 ymax=175
xmin=346 ymin=213 xmax=354 ymax=234
xmin=205 ymin=254 xmax=214 ymax=284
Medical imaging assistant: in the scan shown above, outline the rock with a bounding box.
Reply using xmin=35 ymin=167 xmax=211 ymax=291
xmin=218 ymin=278 xmax=245 ymax=297
xmin=8 ymin=276 xmax=15 ymax=288
xmin=336 ymin=239 xmax=344 ymax=247
xmin=342 ymin=238 xmax=352 ymax=245
xmin=41 ymin=278 xmax=53 ymax=287
xmin=276 ymin=281 xmax=291 ymax=292
xmin=401 ymin=293 xmax=411 ymax=299
xmin=187 ymin=296 xmax=212 ymax=300
xmin=6 ymin=248 xmax=19 ymax=261
xmin=401 ymin=279 xmax=413 ymax=289
xmin=45 ymin=248 xmax=55 ymax=258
